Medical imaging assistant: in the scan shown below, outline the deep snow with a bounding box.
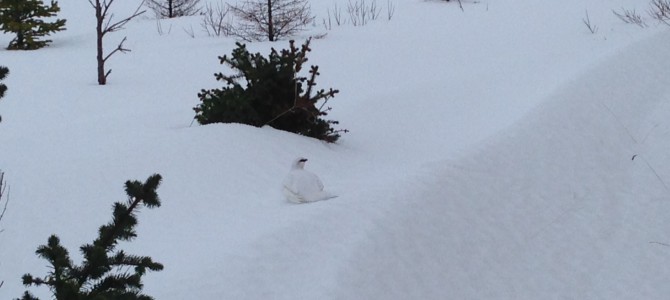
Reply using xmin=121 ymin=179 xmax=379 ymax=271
xmin=1 ymin=0 xmax=670 ymax=299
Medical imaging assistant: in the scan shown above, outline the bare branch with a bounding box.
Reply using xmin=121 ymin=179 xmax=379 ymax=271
xmin=613 ymin=7 xmax=648 ymax=28
xmin=346 ymin=0 xmax=382 ymax=26
xmin=0 ymin=171 xmax=9 ymax=229
xmin=103 ymin=36 xmax=130 ymax=62
xmin=103 ymin=4 xmax=146 ymax=35
xmin=582 ymin=10 xmax=598 ymax=34
xmin=0 ymin=187 xmax=7 ymax=227
xmin=649 ymin=0 xmax=670 ymax=26
xmin=387 ymin=0 xmax=395 ymax=21
xmin=201 ymin=1 xmax=232 ymax=37
xmin=183 ymin=25 xmax=196 ymax=38
xmin=0 ymin=171 xmax=5 ymax=291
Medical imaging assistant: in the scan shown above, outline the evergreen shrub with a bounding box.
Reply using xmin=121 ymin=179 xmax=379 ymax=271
xmin=0 ymin=66 xmax=8 ymax=123
xmin=194 ymin=38 xmax=345 ymax=142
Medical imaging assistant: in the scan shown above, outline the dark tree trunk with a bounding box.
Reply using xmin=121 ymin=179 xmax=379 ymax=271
xmin=15 ymin=32 xmax=24 ymax=50
xmin=168 ymin=0 xmax=173 ymax=18
xmin=267 ymin=0 xmax=274 ymax=41
xmin=94 ymin=0 xmax=106 ymax=85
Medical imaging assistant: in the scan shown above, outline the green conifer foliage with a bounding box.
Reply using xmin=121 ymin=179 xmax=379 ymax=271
xmin=0 ymin=0 xmax=66 ymax=50
xmin=18 ymin=174 xmax=164 ymax=300
xmin=0 ymin=66 xmax=8 ymax=123
xmin=194 ymin=38 xmax=345 ymax=142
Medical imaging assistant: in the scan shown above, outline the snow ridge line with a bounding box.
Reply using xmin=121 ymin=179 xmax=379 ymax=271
xmin=328 ymin=29 xmax=670 ymax=299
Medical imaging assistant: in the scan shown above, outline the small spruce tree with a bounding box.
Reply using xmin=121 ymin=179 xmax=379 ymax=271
xmin=18 ymin=174 xmax=164 ymax=300
xmin=229 ymin=0 xmax=314 ymax=42
xmin=0 ymin=0 xmax=66 ymax=50
xmin=194 ymin=38 xmax=344 ymax=142
xmin=145 ymin=0 xmax=202 ymax=18
xmin=0 ymin=66 xmax=8 ymax=123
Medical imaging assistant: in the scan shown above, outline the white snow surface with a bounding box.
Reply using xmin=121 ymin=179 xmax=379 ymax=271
xmin=2 ymin=0 xmax=670 ymax=299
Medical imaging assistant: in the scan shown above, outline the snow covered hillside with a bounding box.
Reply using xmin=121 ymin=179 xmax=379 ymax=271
xmin=1 ymin=0 xmax=669 ymax=299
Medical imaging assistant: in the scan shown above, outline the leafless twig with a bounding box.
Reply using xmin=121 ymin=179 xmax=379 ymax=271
xmin=323 ymin=3 xmax=345 ymax=30
xmin=183 ymin=25 xmax=196 ymax=38
xmin=156 ymin=18 xmax=173 ymax=35
xmin=649 ymin=0 xmax=670 ymax=26
xmin=583 ymin=10 xmax=598 ymax=34
xmin=201 ymin=1 xmax=232 ymax=37
xmin=632 ymin=154 xmax=670 ymax=193
xmin=88 ymin=0 xmax=146 ymax=34
xmin=0 ymin=171 xmax=8 ymax=225
xmin=347 ymin=0 xmax=381 ymax=26
xmin=332 ymin=3 xmax=345 ymax=25
xmin=613 ymin=7 xmax=648 ymax=28
xmin=387 ymin=0 xmax=395 ymax=20
xmin=650 ymin=241 xmax=670 ymax=247
xmin=0 ymin=171 xmax=6 ymax=290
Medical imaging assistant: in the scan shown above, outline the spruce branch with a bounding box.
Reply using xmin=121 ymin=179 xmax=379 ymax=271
xmin=19 ymin=174 xmax=164 ymax=300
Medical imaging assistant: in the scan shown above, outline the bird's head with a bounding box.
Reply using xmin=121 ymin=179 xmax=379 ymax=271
xmin=293 ymin=157 xmax=308 ymax=170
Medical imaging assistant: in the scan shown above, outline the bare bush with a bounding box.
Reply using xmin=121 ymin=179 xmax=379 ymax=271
xmin=322 ymin=3 xmax=345 ymax=30
xmin=229 ymin=0 xmax=314 ymax=41
xmin=201 ymin=1 xmax=232 ymax=37
xmin=613 ymin=7 xmax=648 ymax=27
xmin=347 ymin=0 xmax=381 ymax=26
xmin=332 ymin=3 xmax=345 ymax=25
xmin=649 ymin=0 xmax=670 ymax=25
xmin=323 ymin=0 xmax=394 ymax=30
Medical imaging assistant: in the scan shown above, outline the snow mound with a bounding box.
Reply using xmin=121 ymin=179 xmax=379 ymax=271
xmin=331 ymin=30 xmax=670 ymax=299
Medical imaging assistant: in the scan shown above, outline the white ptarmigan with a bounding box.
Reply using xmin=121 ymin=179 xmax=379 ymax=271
xmin=282 ymin=157 xmax=334 ymax=203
